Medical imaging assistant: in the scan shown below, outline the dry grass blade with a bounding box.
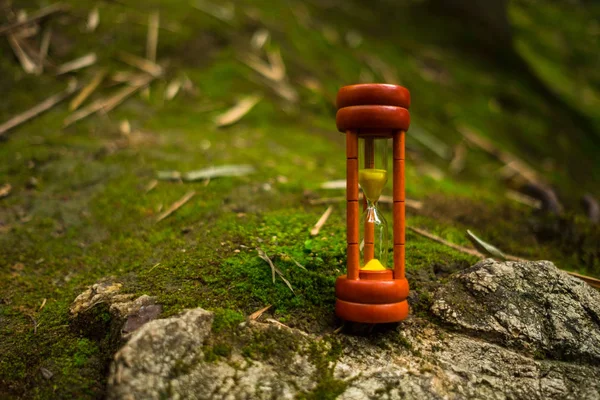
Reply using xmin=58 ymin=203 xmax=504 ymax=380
xmin=87 ymin=7 xmax=99 ymax=32
xmin=0 ymin=183 xmax=12 ymax=198
xmin=257 ymin=248 xmax=276 ymax=283
xmin=241 ymin=53 xmax=284 ymax=82
xmin=274 ymin=267 xmax=294 ymax=294
xmin=411 ymin=125 xmax=451 ymax=160
xmin=214 ymin=95 xmax=261 ymax=127
xmin=249 ymin=305 xmax=272 ymax=320
xmin=449 ymin=141 xmax=467 ymax=173
xmin=165 ymin=78 xmax=183 ymax=100
xmin=466 ymin=230 xmax=506 ymax=260
xmin=7 ymin=35 xmax=38 ymax=74
xmin=285 ymin=254 xmax=307 ymax=270
xmin=156 ymin=191 xmax=195 ymax=222
xmin=55 ymin=53 xmax=97 ymax=75
xmin=143 ymin=11 xmax=159 ymax=99
xmin=118 ymin=52 xmax=162 ymax=77
xmin=410 ymin=227 xmax=600 ymax=289
xmin=251 ymin=29 xmax=270 ymax=50
xmin=310 ymin=206 xmax=333 ymax=236
xmin=408 ymin=226 xmax=482 ymax=258
xmin=506 ymin=190 xmax=542 ymax=209
xmin=146 ymin=11 xmax=159 ymax=62
xmin=0 ymin=3 xmax=68 ymax=36
xmin=192 ymin=0 xmax=235 ymax=23
xmin=64 ymin=74 xmax=153 ymax=127
xmin=69 ymin=69 xmax=107 ymax=111
xmin=39 ymin=298 xmax=47 ymax=311
xmin=39 ymin=26 xmax=52 ymax=72
xmin=144 ymin=179 xmax=158 ymax=193
xmin=458 ymin=125 xmax=540 ymax=184
xmin=1 ymin=82 xmax=78 ymax=137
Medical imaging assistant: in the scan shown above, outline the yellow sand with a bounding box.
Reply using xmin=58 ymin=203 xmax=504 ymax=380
xmin=359 ymin=169 xmax=387 ymax=202
xmin=361 ymin=258 xmax=386 ymax=271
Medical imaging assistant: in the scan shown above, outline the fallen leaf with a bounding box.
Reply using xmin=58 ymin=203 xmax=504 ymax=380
xmin=183 ymin=165 xmax=255 ymax=181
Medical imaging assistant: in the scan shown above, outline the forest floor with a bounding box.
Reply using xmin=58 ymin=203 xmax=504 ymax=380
xmin=1 ymin=0 xmax=600 ymax=398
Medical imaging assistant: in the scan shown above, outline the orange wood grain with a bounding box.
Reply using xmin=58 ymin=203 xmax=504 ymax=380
xmin=347 ymin=243 xmax=360 ymax=280
xmin=347 ymin=200 xmax=359 ymax=244
xmin=394 ymin=244 xmax=405 ymax=279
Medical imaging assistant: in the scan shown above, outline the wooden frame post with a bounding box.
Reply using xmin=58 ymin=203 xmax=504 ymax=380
xmin=393 ymin=130 xmax=406 ymax=279
xmin=346 ymin=130 xmax=360 ymax=280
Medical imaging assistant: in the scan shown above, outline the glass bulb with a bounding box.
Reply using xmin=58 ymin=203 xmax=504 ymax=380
xmin=359 ymin=200 xmax=389 ymax=269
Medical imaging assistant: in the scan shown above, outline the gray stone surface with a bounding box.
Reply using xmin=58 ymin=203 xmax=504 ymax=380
xmin=69 ymin=279 xmax=161 ymax=337
xmin=106 ymin=260 xmax=600 ymax=399
xmin=431 ymin=259 xmax=600 ymax=363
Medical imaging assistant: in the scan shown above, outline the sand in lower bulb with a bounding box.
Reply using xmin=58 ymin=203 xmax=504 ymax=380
xmin=361 ymin=258 xmax=386 ymax=271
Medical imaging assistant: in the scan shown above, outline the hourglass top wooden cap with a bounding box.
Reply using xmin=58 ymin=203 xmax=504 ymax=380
xmin=336 ymin=84 xmax=411 ymax=135
xmin=336 ymin=84 xmax=410 ymax=110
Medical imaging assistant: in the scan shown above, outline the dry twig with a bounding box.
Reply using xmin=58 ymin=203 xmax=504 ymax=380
xmin=87 ymin=7 xmax=99 ymax=32
xmin=408 ymin=226 xmax=482 ymax=258
xmin=69 ymin=69 xmax=107 ymax=111
xmin=55 ymin=53 xmax=97 ymax=75
xmin=310 ymin=206 xmax=333 ymax=236
xmin=156 ymin=191 xmax=196 ymax=222
xmin=249 ymin=305 xmax=272 ymax=320
xmin=39 ymin=26 xmax=52 ymax=72
xmin=0 ymin=3 xmax=68 ymax=36
xmin=409 ymin=226 xmax=600 ymax=289
xmin=118 ymin=52 xmax=162 ymax=77
xmin=165 ymin=78 xmax=183 ymax=100
xmin=144 ymin=179 xmax=158 ymax=193
xmin=458 ymin=125 xmax=540 ymax=184
xmin=64 ymin=74 xmax=153 ymax=127
xmin=0 ymin=82 xmax=78 ymax=137
xmin=7 ymin=34 xmax=38 ymax=74
xmin=0 ymin=183 xmax=12 ymax=198
xmin=214 ymin=95 xmax=261 ymax=127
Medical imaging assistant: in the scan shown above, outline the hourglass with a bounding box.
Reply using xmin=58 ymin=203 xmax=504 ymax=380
xmin=334 ymin=84 xmax=411 ymax=324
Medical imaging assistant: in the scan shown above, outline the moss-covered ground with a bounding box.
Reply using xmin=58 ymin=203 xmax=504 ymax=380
xmin=1 ymin=0 xmax=599 ymax=398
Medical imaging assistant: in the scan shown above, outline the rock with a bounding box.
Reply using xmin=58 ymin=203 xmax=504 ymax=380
xmin=335 ymin=319 xmax=600 ymax=400
xmin=106 ymin=259 xmax=600 ymax=399
xmin=69 ymin=278 xmax=161 ymax=338
xmin=107 ymin=310 xmax=317 ymax=400
xmin=431 ymin=259 xmax=600 ymax=363
xmin=107 ymin=307 xmax=600 ymax=400
xmin=69 ymin=278 xmax=131 ymax=317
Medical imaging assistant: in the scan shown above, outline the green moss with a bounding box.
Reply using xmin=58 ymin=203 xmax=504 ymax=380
xmin=298 ymin=338 xmax=347 ymax=400
xmin=212 ymin=309 xmax=245 ymax=333
xmin=241 ymin=326 xmax=300 ymax=363
xmin=2 ymin=0 xmax=600 ymax=398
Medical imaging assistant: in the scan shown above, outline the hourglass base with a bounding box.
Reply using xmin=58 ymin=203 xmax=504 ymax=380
xmin=335 ymin=276 xmax=409 ymax=323
xmin=335 ymin=299 xmax=409 ymax=324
